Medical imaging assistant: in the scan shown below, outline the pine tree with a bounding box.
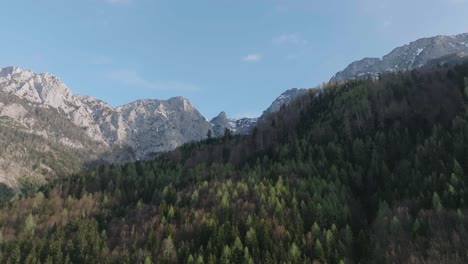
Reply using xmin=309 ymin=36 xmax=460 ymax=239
xmin=144 ymin=255 xmax=152 ymax=264
xmin=314 ymin=239 xmax=325 ymax=264
xmin=162 ymin=236 xmax=176 ymax=262
xmin=25 ymin=213 xmax=36 ymax=235
xmin=220 ymin=245 xmax=231 ymax=264
xmin=289 ymin=242 xmax=301 ymax=262
xmin=432 ymin=192 xmax=443 ymax=211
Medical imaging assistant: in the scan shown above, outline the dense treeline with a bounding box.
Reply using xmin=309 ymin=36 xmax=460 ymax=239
xmin=1 ymin=62 xmax=468 ymax=263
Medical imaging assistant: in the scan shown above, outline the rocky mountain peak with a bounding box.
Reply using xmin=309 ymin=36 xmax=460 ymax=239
xmin=264 ymin=88 xmax=308 ymax=115
xmin=212 ymin=111 xmax=228 ymax=122
xmin=331 ymin=32 xmax=468 ymax=82
xmin=167 ymin=96 xmax=195 ymax=112
xmin=0 ymin=64 xmax=315 ymax=167
xmin=0 ymin=66 xmax=75 ymax=110
xmin=210 ymin=111 xmax=231 ymax=136
xmin=0 ymin=67 xmax=215 ymax=161
xmin=0 ymin=66 xmax=25 ymax=77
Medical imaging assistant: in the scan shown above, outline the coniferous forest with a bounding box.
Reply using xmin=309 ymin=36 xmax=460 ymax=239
xmin=1 ymin=62 xmax=468 ymax=263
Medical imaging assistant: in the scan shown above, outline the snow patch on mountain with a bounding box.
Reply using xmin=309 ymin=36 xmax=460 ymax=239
xmin=331 ymin=33 xmax=468 ymax=81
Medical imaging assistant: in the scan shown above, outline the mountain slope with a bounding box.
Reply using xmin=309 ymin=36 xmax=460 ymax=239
xmin=106 ymin=97 xmax=211 ymax=159
xmin=262 ymin=88 xmax=308 ymax=115
xmin=0 ymin=67 xmax=214 ymax=188
xmin=1 ymin=61 xmax=468 ymax=263
xmin=0 ymin=66 xmax=310 ymax=188
xmin=212 ymin=88 xmax=309 ymax=135
xmin=0 ymin=89 xmax=106 ymax=190
xmin=331 ymin=33 xmax=468 ymax=81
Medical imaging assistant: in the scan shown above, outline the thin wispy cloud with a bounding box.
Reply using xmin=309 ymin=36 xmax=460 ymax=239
xmin=106 ymin=69 xmax=199 ymax=91
xmin=104 ymin=0 xmax=131 ymax=5
xmin=242 ymin=54 xmax=263 ymax=62
xmin=287 ymin=53 xmax=299 ymax=60
xmin=90 ymin=56 xmax=113 ymax=65
xmin=273 ymin=33 xmax=308 ymax=45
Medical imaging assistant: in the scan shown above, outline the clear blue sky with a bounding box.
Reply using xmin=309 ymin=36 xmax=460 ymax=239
xmin=1 ymin=0 xmax=467 ymax=119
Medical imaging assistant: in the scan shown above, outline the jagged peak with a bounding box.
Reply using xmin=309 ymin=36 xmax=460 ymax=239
xmin=210 ymin=111 xmax=228 ymax=123
xmin=75 ymin=94 xmax=114 ymax=109
xmin=167 ymin=96 xmax=194 ymax=111
xmin=167 ymin=96 xmax=190 ymax=104
xmin=115 ymin=96 xmax=195 ymax=114
xmin=216 ymin=111 xmax=227 ymax=119
xmin=0 ymin=66 xmax=30 ymax=78
xmin=0 ymin=66 xmax=60 ymax=80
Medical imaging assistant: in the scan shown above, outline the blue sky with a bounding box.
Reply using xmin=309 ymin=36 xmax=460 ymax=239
xmin=1 ymin=0 xmax=468 ymax=119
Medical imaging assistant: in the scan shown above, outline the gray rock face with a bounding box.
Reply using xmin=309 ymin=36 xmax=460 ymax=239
xmin=109 ymin=97 xmax=211 ymax=159
xmin=0 ymin=66 xmax=213 ymax=162
xmin=0 ymin=66 xmax=218 ymax=187
xmin=210 ymin=112 xmax=231 ymax=137
xmin=331 ymin=33 xmax=468 ymax=82
xmin=210 ymin=111 xmax=258 ymax=136
xmin=422 ymin=51 xmax=468 ymax=68
xmin=212 ymin=88 xmax=309 ymax=135
xmin=230 ymin=117 xmax=258 ymax=135
xmin=0 ymin=67 xmax=107 ymax=144
xmin=263 ymin=88 xmax=308 ymax=115
xmin=0 ymin=65 xmax=312 ymax=187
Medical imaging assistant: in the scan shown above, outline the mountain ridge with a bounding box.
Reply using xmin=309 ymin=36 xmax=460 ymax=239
xmin=331 ymin=33 xmax=468 ymax=81
xmin=0 ymin=65 xmax=306 ymax=187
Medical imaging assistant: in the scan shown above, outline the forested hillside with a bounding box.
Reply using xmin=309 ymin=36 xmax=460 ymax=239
xmin=1 ymin=62 xmax=468 ymax=263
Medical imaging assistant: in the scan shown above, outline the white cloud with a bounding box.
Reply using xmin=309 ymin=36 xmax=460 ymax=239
xmin=242 ymin=54 xmax=263 ymax=62
xmin=90 ymin=56 xmax=112 ymax=65
xmin=106 ymin=69 xmax=199 ymax=91
xmin=273 ymin=33 xmax=308 ymax=45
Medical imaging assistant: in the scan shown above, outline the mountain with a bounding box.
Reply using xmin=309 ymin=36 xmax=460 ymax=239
xmin=0 ymin=66 xmax=310 ymax=188
xmin=211 ymin=88 xmax=309 ymax=136
xmin=262 ymin=88 xmax=308 ymax=115
xmin=6 ymin=31 xmax=468 ymax=190
xmin=0 ymin=66 xmax=213 ymax=158
xmin=331 ymin=33 xmax=468 ymax=81
xmin=0 ymin=66 xmax=214 ymax=188
xmin=0 ymin=67 xmax=108 ymax=189
xmin=422 ymin=51 xmax=468 ymax=68
xmin=209 ymin=111 xmax=231 ymax=137
xmin=79 ymin=95 xmax=211 ymax=160
xmin=1 ymin=60 xmax=468 ymax=263
xmin=210 ymin=112 xmax=258 ymax=136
